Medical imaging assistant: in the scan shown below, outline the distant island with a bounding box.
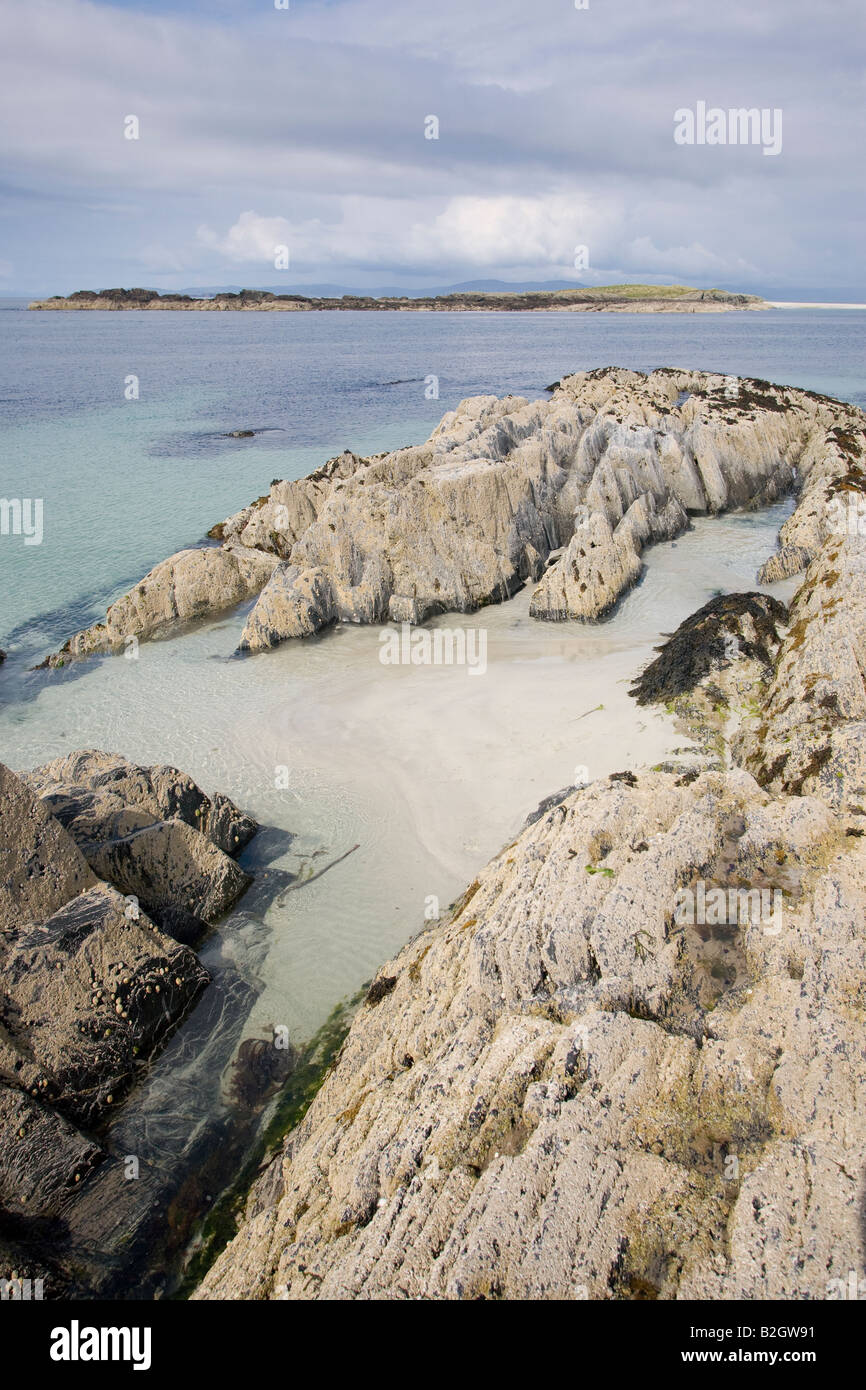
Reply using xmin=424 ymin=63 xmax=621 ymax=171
xmin=28 ymin=284 xmax=768 ymax=313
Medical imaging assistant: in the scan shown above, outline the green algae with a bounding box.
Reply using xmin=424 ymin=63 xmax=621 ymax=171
xmin=176 ymin=989 xmax=363 ymax=1298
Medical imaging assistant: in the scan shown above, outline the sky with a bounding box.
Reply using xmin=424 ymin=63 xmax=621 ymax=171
xmin=0 ymin=0 xmax=863 ymax=296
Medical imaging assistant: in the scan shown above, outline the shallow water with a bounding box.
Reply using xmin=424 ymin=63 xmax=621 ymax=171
xmin=0 ymin=504 xmax=794 ymax=1063
xmin=0 ymin=305 xmax=862 ymax=662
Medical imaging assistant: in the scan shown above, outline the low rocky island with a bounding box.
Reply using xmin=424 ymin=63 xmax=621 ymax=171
xmin=28 ymin=285 xmax=767 ymax=314
xmin=6 ymin=366 xmax=866 ymax=1300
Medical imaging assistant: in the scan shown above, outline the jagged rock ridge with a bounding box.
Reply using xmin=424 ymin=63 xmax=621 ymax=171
xmin=48 ymin=369 xmax=865 ymax=665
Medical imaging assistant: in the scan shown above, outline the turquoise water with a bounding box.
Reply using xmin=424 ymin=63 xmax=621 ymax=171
xmin=0 ymin=306 xmax=863 ymax=665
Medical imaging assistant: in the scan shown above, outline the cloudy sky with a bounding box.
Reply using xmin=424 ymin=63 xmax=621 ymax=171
xmin=0 ymin=0 xmax=862 ymax=295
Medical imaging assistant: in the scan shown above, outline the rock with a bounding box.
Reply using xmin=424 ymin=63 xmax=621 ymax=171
xmin=0 ymin=1081 xmax=104 ymax=1220
xmin=1 ymin=880 xmax=208 ymax=1128
xmin=239 ymin=565 xmax=336 ymax=651
xmin=195 ymin=766 xmax=866 ymax=1301
xmin=529 ymin=511 xmax=644 ymax=620
xmin=212 ymin=452 xmax=365 ymax=556
xmin=628 ymin=591 xmax=789 ymax=777
xmin=50 ymin=544 xmax=279 ymax=663
xmin=737 ymin=533 xmax=866 ymax=812
xmin=0 ymin=762 xmax=95 ymax=932
xmin=0 ymin=755 xmax=265 ymax=1291
xmin=50 ymin=370 xmax=864 ymax=660
xmin=524 ymin=786 xmax=578 ymax=826
xmin=630 ymin=592 xmax=788 ymax=707
xmin=757 ymin=545 xmax=814 ymax=584
xmin=25 ymin=750 xmax=258 ymax=855
xmin=194 ymin=436 xmax=866 ymax=1299
xmin=0 ymin=1234 xmax=64 ymax=1298
xmin=23 ymin=751 xmax=256 ymax=936
xmin=81 ymin=821 xmax=251 ymax=931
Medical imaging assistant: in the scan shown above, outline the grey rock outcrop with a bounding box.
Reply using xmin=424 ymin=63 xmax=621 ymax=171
xmin=23 ymin=752 xmax=255 ymax=940
xmin=50 ymin=544 xmax=279 ymax=664
xmin=737 ymin=533 xmax=866 ymax=813
xmin=49 ymin=370 xmax=865 ymax=663
xmin=195 ymin=378 xmax=866 ymax=1302
xmin=239 ymin=564 xmax=336 ymax=651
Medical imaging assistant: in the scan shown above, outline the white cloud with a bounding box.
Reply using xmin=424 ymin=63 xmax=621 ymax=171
xmin=197 ymin=212 xmax=294 ymax=263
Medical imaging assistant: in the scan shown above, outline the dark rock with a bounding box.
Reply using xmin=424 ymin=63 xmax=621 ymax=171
xmin=228 ymin=1036 xmax=297 ymax=1112
xmin=1 ymin=882 xmax=208 ymax=1127
xmin=525 ymin=786 xmax=577 ymax=826
xmin=629 ymin=592 xmax=788 ymax=706
xmin=365 ymin=975 xmax=397 ymax=1006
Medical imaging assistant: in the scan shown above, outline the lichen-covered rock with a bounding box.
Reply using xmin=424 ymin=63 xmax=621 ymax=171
xmin=195 ymin=766 xmax=866 ymax=1301
xmin=239 ymin=564 xmax=336 ymax=651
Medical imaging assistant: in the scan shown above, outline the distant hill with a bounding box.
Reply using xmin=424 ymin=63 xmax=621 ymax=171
xmin=170 ymin=279 xmax=591 ymax=298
